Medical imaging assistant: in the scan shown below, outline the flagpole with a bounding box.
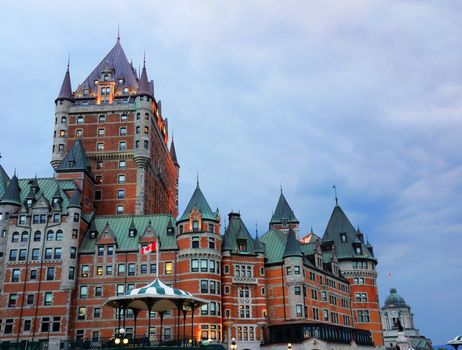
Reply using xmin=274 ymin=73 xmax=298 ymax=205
xmin=156 ymin=236 xmax=159 ymax=280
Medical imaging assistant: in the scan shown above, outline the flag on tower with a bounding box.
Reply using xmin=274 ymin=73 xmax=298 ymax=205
xmin=140 ymin=242 xmax=157 ymax=255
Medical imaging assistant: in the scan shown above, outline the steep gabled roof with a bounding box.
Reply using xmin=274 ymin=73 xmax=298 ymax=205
xmin=221 ymin=213 xmax=259 ymax=255
xmin=56 ymin=65 xmax=73 ymax=102
xmin=1 ymin=174 xmax=21 ymax=206
xmin=56 ymin=139 xmax=91 ymax=174
xmin=283 ymin=228 xmax=303 ymax=258
xmin=75 ymin=39 xmax=139 ymax=96
xmin=178 ymin=183 xmax=216 ymax=222
xmin=270 ymin=192 xmax=299 ymax=224
xmin=322 ymin=205 xmax=375 ymax=261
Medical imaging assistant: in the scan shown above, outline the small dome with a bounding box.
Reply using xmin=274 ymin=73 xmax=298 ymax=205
xmin=384 ymin=288 xmax=407 ymax=306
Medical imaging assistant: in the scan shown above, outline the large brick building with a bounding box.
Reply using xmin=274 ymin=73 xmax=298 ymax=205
xmin=0 ymin=38 xmax=383 ymax=350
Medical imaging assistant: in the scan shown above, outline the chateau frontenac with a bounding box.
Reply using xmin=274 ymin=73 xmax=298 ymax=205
xmin=0 ymin=38 xmax=384 ymax=350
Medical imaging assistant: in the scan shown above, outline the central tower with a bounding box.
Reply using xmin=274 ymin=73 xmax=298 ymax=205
xmin=51 ymin=38 xmax=179 ymax=216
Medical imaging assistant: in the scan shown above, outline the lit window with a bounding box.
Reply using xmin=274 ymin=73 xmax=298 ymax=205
xmin=118 ymin=175 xmax=126 ymax=184
xmin=116 ymin=205 xmax=124 ymax=215
xmin=165 ymin=262 xmax=173 ymax=275
xmin=75 ymin=129 xmax=83 ymax=138
xmin=123 ymin=87 xmax=129 ymax=94
xmin=119 ymin=160 xmax=126 ymax=169
xmin=59 ymin=130 xmax=66 ymax=137
xmin=144 ymin=126 xmax=149 ymax=134
xmin=121 ymin=114 xmax=128 ymax=121
xmin=61 ymin=116 xmax=67 ymax=123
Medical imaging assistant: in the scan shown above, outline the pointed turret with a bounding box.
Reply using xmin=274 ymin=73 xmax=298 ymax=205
xmin=68 ymin=189 xmax=81 ymax=209
xmin=270 ymin=191 xmax=299 ymax=228
xmin=178 ymin=182 xmax=216 ymax=222
xmin=56 ymin=139 xmax=92 ymax=175
xmin=56 ymin=64 xmax=73 ymax=102
xmin=253 ymin=232 xmax=265 ymax=254
xmin=170 ymin=139 xmax=180 ymax=167
xmin=283 ymin=228 xmax=303 ymax=258
xmin=0 ymin=164 xmax=9 ymax=195
xmin=1 ymin=174 xmax=21 ymax=206
xmin=137 ymin=60 xmax=152 ymax=97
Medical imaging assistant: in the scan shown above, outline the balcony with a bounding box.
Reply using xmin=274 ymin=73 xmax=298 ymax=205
xmin=231 ymin=276 xmax=257 ymax=284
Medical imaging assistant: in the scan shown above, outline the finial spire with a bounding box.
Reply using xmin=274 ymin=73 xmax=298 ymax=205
xmin=117 ymin=25 xmax=120 ymax=41
xmin=255 ymin=221 xmax=259 ymax=236
xmin=67 ymin=53 xmax=70 ymax=71
xmin=196 ymin=171 xmax=199 ymax=187
xmin=280 ymin=183 xmax=283 ymax=194
xmin=333 ymin=184 xmax=338 ymax=206
xmin=143 ymin=51 xmax=146 ymax=67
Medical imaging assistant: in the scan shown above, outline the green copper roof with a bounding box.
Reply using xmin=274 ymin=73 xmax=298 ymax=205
xmin=384 ymin=288 xmax=407 ymax=307
xmin=1 ymin=174 xmax=21 ymax=206
xmin=260 ymin=229 xmax=287 ymax=263
xmin=221 ymin=213 xmax=261 ymax=255
xmin=16 ymin=178 xmax=75 ymax=212
xmin=270 ymin=192 xmax=299 ymax=224
xmin=253 ymin=233 xmax=265 ymax=254
xmin=322 ymin=205 xmax=375 ymax=261
xmin=0 ymin=165 xmax=9 ymax=198
xmin=178 ymin=183 xmax=217 ymax=222
xmin=283 ymin=228 xmax=303 ymax=258
xmin=56 ymin=139 xmax=92 ymax=174
xmin=79 ymin=214 xmax=177 ymax=253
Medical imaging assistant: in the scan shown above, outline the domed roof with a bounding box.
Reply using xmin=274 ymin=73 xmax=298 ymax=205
xmin=385 ymin=288 xmax=407 ymax=307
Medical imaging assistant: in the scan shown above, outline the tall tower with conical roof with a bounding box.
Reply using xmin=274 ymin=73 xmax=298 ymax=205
xmin=322 ymin=202 xmax=383 ymax=346
xmin=50 ymin=37 xmax=179 ymax=216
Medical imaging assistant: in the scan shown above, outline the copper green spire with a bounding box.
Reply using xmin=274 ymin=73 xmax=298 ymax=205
xmin=270 ymin=191 xmax=299 ymax=224
xmin=178 ymin=181 xmax=216 ymax=222
xmin=1 ymin=174 xmax=21 ymax=206
xmin=283 ymin=228 xmax=303 ymax=258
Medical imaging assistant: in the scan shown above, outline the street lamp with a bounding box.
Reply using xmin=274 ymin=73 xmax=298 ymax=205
xmin=114 ymin=328 xmax=127 ymax=345
xmin=231 ymin=337 xmax=237 ymax=350
xmin=288 ymin=343 xmax=292 ymax=350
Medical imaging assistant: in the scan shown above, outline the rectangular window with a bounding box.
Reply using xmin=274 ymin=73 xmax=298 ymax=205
xmin=99 ymin=115 xmax=106 ymax=123
xmin=9 ymin=249 xmax=17 ymax=261
xmin=201 ymin=259 xmax=208 ymax=272
xmin=78 ymin=307 xmax=86 ymax=320
xmin=107 ymin=246 xmax=114 ymax=255
xmin=4 ymin=319 xmax=14 ymax=334
xmin=24 ymin=319 xmax=32 ymax=332
xmin=117 ymin=189 xmax=125 ymax=199
xmin=19 ymin=215 xmax=26 ymax=224
xmin=80 ymin=286 xmax=88 ymax=298
xmin=12 ymin=269 xmax=20 ymax=283
xmin=140 ymin=264 xmax=147 ymax=274
xmin=94 ymin=308 xmax=101 ymax=318
xmin=41 ymin=317 xmax=50 ymax=333
xmin=81 ymin=265 xmax=89 ymax=277
xmin=119 ymin=142 xmax=127 ymax=151
xmin=44 ymin=292 xmax=53 ymax=306
xmin=119 ymin=160 xmax=126 ymax=169
xmin=321 ymin=291 xmax=327 ymax=301
xmin=128 ymin=263 xmax=135 ymax=276
xmin=19 ymin=249 xmax=27 ymax=261
xmin=77 ymin=116 xmax=84 ymax=124
xmin=294 ymin=286 xmax=301 ymax=295
xmin=97 ymin=142 xmax=104 ymax=150
xmin=69 ymin=266 xmax=75 ymax=280
xmin=294 ymin=266 xmax=301 ymax=274
xmin=54 ymin=247 xmax=62 ymax=259
xmin=191 ymin=259 xmax=199 ymax=272
xmin=32 ymin=248 xmax=40 ymax=260
xmin=118 ymin=174 xmax=125 ymax=184
xmin=323 ymin=309 xmax=329 ymax=321
xmin=96 ymin=161 xmax=103 ymax=169
xmin=117 ymin=284 xmax=125 ymax=296
xmin=8 ymin=294 xmax=17 ymax=307
xmin=116 ymin=205 xmax=124 ymax=214
xmin=201 ymin=280 xmax=208 ymax=293
xmin=208 ymin=237 xmax=215 ymax=249
xmin=30 ymin=269 xmax=37 ymax=280
xmin=45 ymin=248 xmax=53 ymax=259
xmin=296 ymin=304 xmax=303 ymax=317
xmin=53 ymin=213 xmax=60 ymax=223
xmin=119 ymin=127 xmax=127 ymax=136
xmin=121 ymin=114 xmax=128 ymax=121
xmin=70 ymin=247 xmax=76 ymax=259
xmin=74 ymin=213 xmax=79 ymax=222
xmin=106 ymin=265 xmax=113 ymax=275
xmin=47 ymin=267 xmax=55 ymax=280
xmin=165 ymin=262 xmax=173 ymax=275
xmin=95 ymin=286 xmax=102 ymax=297
xmin=150 ymin=264 xmax=157 ymax=274
xmin=209 ymin=260 xmax=216 ymax=273
xmin=192 ymin=236 xmax=199 ymax=248
xmin=357 ymin=310 xmax=370 ymax=322
xmin=118 ymin=264 xmax=126 ymax=275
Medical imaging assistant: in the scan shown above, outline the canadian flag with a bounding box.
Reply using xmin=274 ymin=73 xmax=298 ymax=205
xmin=141 ymin=242 xmax=157 ymax=255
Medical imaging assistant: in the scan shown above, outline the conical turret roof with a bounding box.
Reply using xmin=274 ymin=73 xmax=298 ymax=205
xmin=68 ymin=189 xmax=81 ymax=209
xmin=56 ymin=139 xmax=91 ymax=174
xmin=0 ymin=164 xmax=9 ymax=195
xmin=56 ymin=64 xmax=73 ymax=102
xmin=178 ymin=182 xmax=216 ymax=222
xmin=270 ymin=192 xmax=299 ymax=224
xmin=137 ymin=62 xmax=152 ymax=97
xmin=283 ymin=228 xmax=303 ymax=258
xmin=1 ymin=174 xmax=21 ymax=206
xmin=253 ymin=232 xmax=265 ymax=254
xmin=170 ymin=139 xmax=179 ymax=167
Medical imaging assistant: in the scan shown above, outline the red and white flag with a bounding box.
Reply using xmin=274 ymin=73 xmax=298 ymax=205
xmin=141 ymin=242 xmax=157 ymax=255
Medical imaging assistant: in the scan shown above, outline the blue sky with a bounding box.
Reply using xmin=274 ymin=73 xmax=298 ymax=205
xmin=0 ymin=0 xmax=461 ymax=344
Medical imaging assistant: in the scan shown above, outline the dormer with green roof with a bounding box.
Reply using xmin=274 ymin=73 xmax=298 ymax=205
xmin=269 ymin=190 xmax=299 ymax=231
xmin=221 ymin=212 xmax=263 ymax=256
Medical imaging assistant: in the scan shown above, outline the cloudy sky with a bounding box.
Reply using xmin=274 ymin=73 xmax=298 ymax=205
xmin=1 ymin=0 xmax=461 ymax=344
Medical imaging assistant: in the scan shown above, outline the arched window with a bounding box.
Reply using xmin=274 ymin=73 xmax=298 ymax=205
xmin=192 ymin=220 xmax=199 ymax=232
xmin=34 ymin=231 xmax=41 ymax=242
xmin=12 ymin=232 xmax=19 ymax=242
xmin=21 ymin=231 xmax=29 ymax=242
xmin=47 ymin=230 xmax=54 ymax=241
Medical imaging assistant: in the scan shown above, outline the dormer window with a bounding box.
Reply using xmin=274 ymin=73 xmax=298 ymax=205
xmin=129 ymin=228 xmax=136 ymax=237
xmin=26 ymin=199 xmax=33 ymax=207
xmin=118 ymin=78 xmax=124 ymax=85
xmin=167 ymin=226 xmax=174 ymax=236
xmin=69 ymin=160 xmax=75 ymax=168
xmin=83 ymin=89 xmax=89 ymax=96
xmin=123 ymin=87 xmax=129 ymax=95
xmin=89 ymin=231 xmax=97 ymax=239
xmin=281 ymin=219 xmax=288 ymax=227
xmin=340 ymin=232 xmax=347 ymax=243
xmin=104 ymin=74 xmax=109 ymax=81
xmin=238 ymin=239 xmax=247 ymax=252
xmin=354 ymin=244 xmax=362 ymax=255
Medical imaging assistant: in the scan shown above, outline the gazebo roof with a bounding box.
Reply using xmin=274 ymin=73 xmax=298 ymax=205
xmin=104 ymin=278 xmax=207 ymax=312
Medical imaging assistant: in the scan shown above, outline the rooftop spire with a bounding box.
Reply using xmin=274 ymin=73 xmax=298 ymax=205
xmin=170 ymin=139 xmax=179 ymax=167
xmin=117 ymin=25 xmax=120 ymax=41
xmin=137 ymin=53 xmax=152 ymax=97
xmin=333 ymin=184 xmax=338 ymax=206
xmin=1 ymin=174 xmax=21 ymax=206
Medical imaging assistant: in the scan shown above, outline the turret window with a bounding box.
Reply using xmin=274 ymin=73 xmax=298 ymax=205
xmin=61 ymin=116 xmax=67 ymax=123
xmin=121 ymin=114 xmax=128 ymax=121
xmin=144 ymin=126 xmax=149 ymax=134
xmin=75 ymin=129 xmax=83 ymax=138
xmin=116 ymin=205 xmax=124 ymax=214
xmin=192 ymin=220 xmax=199 ymax=232
xmin=119 ymin=142 xmax=127 ymax=151
xmin=118 ymin=174 xmax=126 ymax=184
xmin=191 ymin=259 xmax=199 ymax=272
xmin=294 ymin=286 xmax=301 ymax=295
xmin=238 ymin=239 xmax=247 ymax=252
xmin=99 ymin=115 xmax=106 ymax=123
xmin=296 ymin=304 xmax=303 ymax=317
xmin=294 ymin=266 xmax=301 ymax=274
xmin=119 ymin=127 xmax=127 ymax=136
xmin=119 ymin=160 xmax=126 ymax=169
xmin=208 ymin=238 xmax=215 ymax=249
xmin=144 ymin=140 xmax=149 ymax=149
xmin=59 ymin=130 xmax=66 ymax=137
xmin=98 ymin=128 xmax=105 ymax=136
xmin=58 ymin=144 xmax=65 ymax=151
xmin=97 ymin=142 xmax=104 ymax=151
xmin=340 ymin=232 xmax=347 ymax=243
xmin=136 ymin=126 xmax=140 ymax=134
xmin=117 ymin=189 xmax=125 ymax=199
